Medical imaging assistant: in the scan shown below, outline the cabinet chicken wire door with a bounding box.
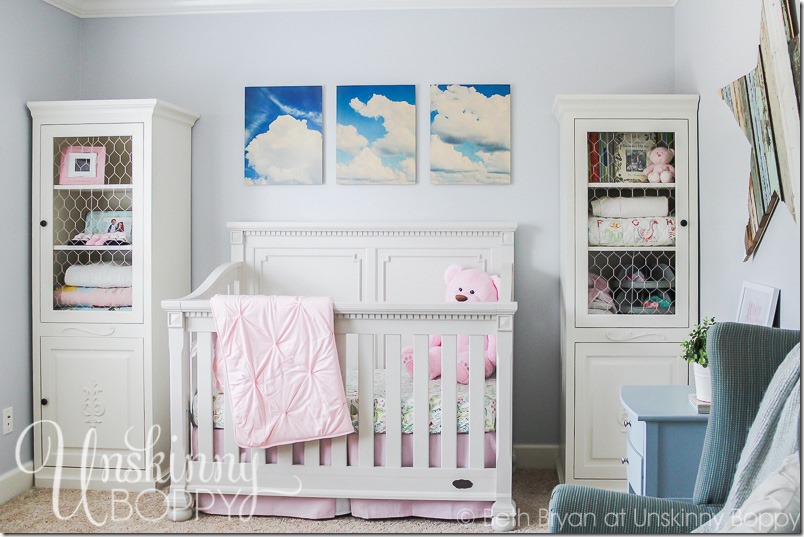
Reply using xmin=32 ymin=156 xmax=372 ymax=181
xmin=38 ymin=123 xmax=143 ymax=323
xmin=574 ymin=119 xmax=691 ymax=328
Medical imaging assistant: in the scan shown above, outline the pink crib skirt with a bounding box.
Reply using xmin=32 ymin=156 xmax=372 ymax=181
xmin=192 ymin=428 xmax=496 ymax=520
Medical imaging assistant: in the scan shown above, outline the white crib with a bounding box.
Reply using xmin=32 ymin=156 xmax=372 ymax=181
xmin=161 ymin=222 xmax=518 ymax=531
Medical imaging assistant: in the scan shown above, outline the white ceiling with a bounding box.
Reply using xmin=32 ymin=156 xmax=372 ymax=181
xmin=43 ymin=0 xmax=678 ymax=18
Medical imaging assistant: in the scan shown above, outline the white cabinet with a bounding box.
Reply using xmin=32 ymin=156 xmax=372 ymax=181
xmin=30 ymin=100 xmax=199 ymax=490
xmin=573 ymin=343 xmax=688 ymax=480
xmin=552 ymin=95 xmax=699 ymax=489
xmin=39 ymin=337 xmax=144 ymax=469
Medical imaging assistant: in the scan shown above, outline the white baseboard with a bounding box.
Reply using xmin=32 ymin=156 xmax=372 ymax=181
xmin=0 ymin=461 xmax=33 ymax=506
xmin=513 ymin=444 xmax=559 ymax=470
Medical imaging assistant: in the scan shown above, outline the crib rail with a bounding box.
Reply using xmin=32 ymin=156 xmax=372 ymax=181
xmin=162 ymin=269 xmax=516 ymax=518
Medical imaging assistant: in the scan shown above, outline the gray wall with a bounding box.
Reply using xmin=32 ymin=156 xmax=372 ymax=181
xmin=0 ymin=1 xmax=80 ymax=475
xmin=76 ymin=8 xmax=676 ymax=445
xmin=675 ymin=0 xmax=801 ymax=330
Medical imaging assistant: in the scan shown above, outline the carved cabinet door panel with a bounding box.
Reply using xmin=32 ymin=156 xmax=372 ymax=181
xmin=39 ymin=337 xmax=144 ymax=470
xmin=573 ymin=342 xmax=687 ymax=480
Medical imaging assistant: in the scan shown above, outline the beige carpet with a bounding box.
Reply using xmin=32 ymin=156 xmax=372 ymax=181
xmin=0 ymin=469 xmax=556 ymax=533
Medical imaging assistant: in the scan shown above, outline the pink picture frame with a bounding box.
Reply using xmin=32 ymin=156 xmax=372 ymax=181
xmin=59 ymin=145 xmax=106 ymax=185
xmin=736 ymin=281 xmax=780 ymax=326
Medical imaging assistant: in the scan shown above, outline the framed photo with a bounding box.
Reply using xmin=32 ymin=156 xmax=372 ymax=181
xmin=83 ymin=210 xmax=132 ymax=243
xmin=736 ymin=281 xmax=780 ymax=326
xmin=612 ymin=133 xmax=656 ymax=183
xmin=59 ymin=146 xmax=106 ymax=185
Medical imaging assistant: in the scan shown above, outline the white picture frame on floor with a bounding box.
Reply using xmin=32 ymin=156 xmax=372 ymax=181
xmin=736 ymin=281 xmax=780 ymax=326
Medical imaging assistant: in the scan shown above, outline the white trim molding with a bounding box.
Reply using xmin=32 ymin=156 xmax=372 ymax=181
xmin=0 ymin=461 xmax=34 ymax=506
xmin=43 ymin=0 xmax=678 ymax=18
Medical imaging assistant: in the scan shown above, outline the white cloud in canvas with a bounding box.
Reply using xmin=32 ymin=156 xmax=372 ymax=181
xmin=244 ymin=86 xmax=323 ymax=185
xmin=336 ymin=85 xmax=416 ymax=185
xmin=430 ymin=84 xmax=511 ymax=185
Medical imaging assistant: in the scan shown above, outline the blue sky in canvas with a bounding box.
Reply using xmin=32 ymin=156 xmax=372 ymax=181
xmin=336 ymin=85 xmax=416 ymax=184
xmin=430 ymin=84 xmax=511 ymax=184
xmin=244 ymin=86 xmax=323 ymax=184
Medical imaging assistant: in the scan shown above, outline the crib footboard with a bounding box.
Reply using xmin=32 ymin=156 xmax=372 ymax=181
xmin=163 ymin=296 xmax=517 ymax=530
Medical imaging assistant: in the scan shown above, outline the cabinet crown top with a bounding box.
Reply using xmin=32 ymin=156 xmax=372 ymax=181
xmin=27 ymin=99 xmax=199 ymax=126
xmin=551 ymin=94 xmax=700 ymax=120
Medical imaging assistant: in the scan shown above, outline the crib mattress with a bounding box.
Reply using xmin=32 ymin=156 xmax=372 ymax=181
xmin=192 ymin=369 xmax=497 ymax=434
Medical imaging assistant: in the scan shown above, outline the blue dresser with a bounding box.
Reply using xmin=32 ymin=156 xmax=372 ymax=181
xmin=620 ymin=385 xmax=709 ymax=501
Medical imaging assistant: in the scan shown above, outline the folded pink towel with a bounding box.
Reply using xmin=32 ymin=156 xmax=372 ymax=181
xmin=54 ymin=286 xmax=132 ymax=308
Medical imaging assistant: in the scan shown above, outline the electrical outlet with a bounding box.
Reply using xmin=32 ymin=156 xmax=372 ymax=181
xmin=2 ymin=407 xmax=12 ymax=435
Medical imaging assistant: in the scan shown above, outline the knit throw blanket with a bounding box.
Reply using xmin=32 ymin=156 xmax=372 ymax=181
xmin=693 ymin=343 xmax=801 ymax=532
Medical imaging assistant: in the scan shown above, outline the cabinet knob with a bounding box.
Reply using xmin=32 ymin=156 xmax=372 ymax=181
xmin=620 ymin=457 xmax=629 ymax=465
xmin=623 ymin=419 xmax=631 ymax=428
xmin=679 ymin=219 xmax=688 ymax=227
xmin=39 ymin=220 xmax=47 ymax=227
xmin=41 ymin=398 xmax=48 ymax=405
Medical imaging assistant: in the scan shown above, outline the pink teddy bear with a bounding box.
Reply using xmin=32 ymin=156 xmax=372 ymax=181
xmin=402 ymin=264 xmax=500 ymax=384
xmin=643 ymin=146 xmax=675 ymax=183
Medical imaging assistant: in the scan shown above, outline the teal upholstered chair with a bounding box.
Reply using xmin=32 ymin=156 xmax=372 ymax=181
xmin=548 ymin=322 xmax=801 ymax=533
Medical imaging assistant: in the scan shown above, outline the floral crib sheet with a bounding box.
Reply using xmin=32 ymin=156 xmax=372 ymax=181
xmin=588 ymin=216 xmax=676 ymax=247
xmin=192 ymin=369 xmax=497 ymax=435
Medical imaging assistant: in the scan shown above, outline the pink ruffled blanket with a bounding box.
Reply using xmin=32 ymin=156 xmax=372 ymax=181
xmin=210 ymin=295 xmax=354 ymax=449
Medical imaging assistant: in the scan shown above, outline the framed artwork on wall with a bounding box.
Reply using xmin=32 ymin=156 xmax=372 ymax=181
xmin=759 ymin=0 xmax=800 ymax=223
xmin=736 ymin=281 xmax=780 ymax=326
xmin=336 ymin=85 xmax=416 ymax=185
xmin=720 ymin=0 xmax=800 ymax=259
xmin=430 ymin=84 xmax=511 ymax=185
xmin=59 ymin=145 xmax=106 ymax=185
xmin=244 ymin=86 xmax=323 ymax=185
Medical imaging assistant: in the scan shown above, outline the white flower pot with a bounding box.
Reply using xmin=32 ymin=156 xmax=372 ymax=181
xmin=693 ymin=362 xmax=712 ymax=403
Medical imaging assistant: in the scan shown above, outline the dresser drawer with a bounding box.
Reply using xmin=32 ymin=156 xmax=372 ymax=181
xmin=625 ymin=411 xmax=646 ymax=457
xmin=626 ymin=437 xmax=644 ymax=495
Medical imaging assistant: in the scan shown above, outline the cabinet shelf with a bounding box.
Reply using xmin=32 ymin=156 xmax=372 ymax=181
xmin=587 ymin=183 xmax=676 ymax=189
xmin=53 ymin=184 xmax=133 ymax=191
xmin=54 ymin=245 xmax=133 ymax=252
xmin=587 ymin=246 xmax=676 ymax=252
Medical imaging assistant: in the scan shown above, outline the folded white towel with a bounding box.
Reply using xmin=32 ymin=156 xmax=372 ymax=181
xmin=64 ymin=263 xmax=132 ymax=288
xmin=591 ymin=196 xmax=669 ymax=218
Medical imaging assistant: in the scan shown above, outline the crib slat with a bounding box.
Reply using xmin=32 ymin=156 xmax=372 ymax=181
xmin=331 ymin=437 xmax=347 ymax=467
xmin=277 ymin=444 xmax=293 ymax=466
xmin=331 ymin=333 xmax=350 ymax=468
xmin=469 ymin=335 xmax=485 ymax=469
xmin=222 ymin=387 xmax=239 ymax=463
xmin=358 ymin=334 xmax=375 ymax=468
xmin=197 ymin=331 xmax=214 ymax=462
xmin=249 ymin=448 xmax=266 ymax=465
xmin=385 ymin=334 xmax=402 ymax=468
xmin=413 ymin=334 xmax=430 ymax=468
xmin=304 ymin=441 xmax=320 ymax=467
xmin=440 ymin=335 xmax=458 ymax=469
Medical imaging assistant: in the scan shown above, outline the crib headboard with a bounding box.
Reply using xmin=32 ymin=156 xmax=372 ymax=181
xmin=227 ymin=222 xmax=516 ymax=304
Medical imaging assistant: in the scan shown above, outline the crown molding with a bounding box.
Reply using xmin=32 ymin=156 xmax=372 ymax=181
xmin=43 ymin=0 xmax=678 ymax=18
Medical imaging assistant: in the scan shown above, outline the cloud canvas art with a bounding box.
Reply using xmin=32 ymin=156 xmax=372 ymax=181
xmin=244 ymin=86 xmax=323 ymax=185
xmin=336 ymin=85 xmax=416 ymax=185
xmin=430 ymin=84 xmax=511 ymax=185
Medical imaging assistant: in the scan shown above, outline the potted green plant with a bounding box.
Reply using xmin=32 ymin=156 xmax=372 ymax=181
xmin=681 ymin=317 xmax=715 ymax=402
